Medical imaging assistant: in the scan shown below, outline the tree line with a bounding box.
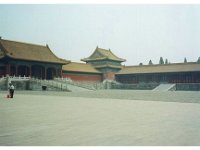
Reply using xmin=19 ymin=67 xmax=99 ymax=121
xmin=139 ymin=57 xmax=200 ymax=66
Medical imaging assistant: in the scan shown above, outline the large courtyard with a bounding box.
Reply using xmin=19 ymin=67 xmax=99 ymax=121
xmin=1 ymin=90 xmax=200 ymax=146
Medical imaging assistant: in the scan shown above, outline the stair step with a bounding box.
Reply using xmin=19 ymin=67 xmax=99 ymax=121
xmin=153 ymin=84 xmax=176 ymax=91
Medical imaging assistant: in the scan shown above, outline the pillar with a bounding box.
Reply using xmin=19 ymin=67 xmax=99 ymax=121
xmin=56 ymin=68 xmax=59 ymax=77
xmin=29 ymin=65 xmax=32 ymax=77
xmin=6 ymin=64 xmax=10 ymax=76
xmin=44 ymin=67 xmax=47 ymax=79
xmin=25 ymin=66 xmax=28 ymax=77
xmin=16 ymin=65 xmax=18 ymax=76
xmin=60 ymin=69 xmax=63 ymax=78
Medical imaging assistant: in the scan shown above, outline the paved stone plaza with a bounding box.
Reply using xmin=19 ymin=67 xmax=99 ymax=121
xmin=1 ymin=90 xmax=200 ymax=146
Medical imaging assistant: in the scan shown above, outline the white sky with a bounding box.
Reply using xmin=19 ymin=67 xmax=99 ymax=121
xmin=0 ymin=4 xmax=200 ymax=65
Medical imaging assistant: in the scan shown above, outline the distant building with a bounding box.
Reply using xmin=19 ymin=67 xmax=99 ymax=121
xmin=63 ymin=46 xmax=200 ymax=84
xmin=116 ymin=63 xmax=200 ymax=83
xmin=81 ymin=46 xmax=126 ymax=80
xmin=62 ymin=47 xmax=126 ymax=82
xmin=0 ymin=38 xmax=69 ymax=79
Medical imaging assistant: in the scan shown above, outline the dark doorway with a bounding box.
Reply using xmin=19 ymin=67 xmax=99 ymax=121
xmin=32 ymin=65 xmax=45 ymax=79
xmin=10 ymin=66 xmax=16 ymax=76
xmin=18 ymin=65 xmax=30 ymax=77
xmin=47 ymin=68 xmax=56 ymax=80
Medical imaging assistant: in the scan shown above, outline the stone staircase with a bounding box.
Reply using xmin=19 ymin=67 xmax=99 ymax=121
xmin=153 ymin=84 xmax=176 ymax=91
xmin=31 ymin=78 xmax=93 ymax=92
xmin=0 ymin=77 xmax=6 ymax=90
xmin=54 ymin=78 xmax=103 ymax=90
xmin=30 ymin=78 xmax=69 ymax=91
xmin=65 ymin=84 xmax=93 ymax=92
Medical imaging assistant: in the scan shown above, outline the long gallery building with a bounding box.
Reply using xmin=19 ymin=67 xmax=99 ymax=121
xmin=1 ymin=38 xmax=200 ymax=84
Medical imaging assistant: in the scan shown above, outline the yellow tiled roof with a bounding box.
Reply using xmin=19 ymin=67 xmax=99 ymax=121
xmin=117 ymin=63 xmax=200 ymax=74
xmin=62 ymin=62 xmax=102 ymax=74
xmin=81 ymin=47 xmax=126 ymax=62
xmin=0 ymin=39 xmax=70 ymax=64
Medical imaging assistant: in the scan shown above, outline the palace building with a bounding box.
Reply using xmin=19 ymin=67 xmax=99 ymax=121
xmin=81 ymin=46 xmax=126 ymax=80
xmin=63 ymin=47 xmax=200 ymax=84
xmin=1 ymin=37 xmax=200 ymax=84
xmin=62 ymin=46 xmax=126 ymax=82
xmin=116 ymin=62 xmax=200 ymax=84
xmin=0 ymin=38 xmax=70 ymax=79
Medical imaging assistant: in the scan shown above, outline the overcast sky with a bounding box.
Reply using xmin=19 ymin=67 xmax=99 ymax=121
xmin=0 ymin=4 xmax=200 ymax=65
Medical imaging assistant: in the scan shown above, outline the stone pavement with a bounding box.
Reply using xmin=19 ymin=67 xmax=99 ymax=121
xmin=1 ymin=91 xmax=200 ymax=146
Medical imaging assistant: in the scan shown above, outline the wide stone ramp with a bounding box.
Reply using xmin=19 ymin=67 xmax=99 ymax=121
xmin=66 ymin=84 xmax=93 ymax=92
xmin=153 ymin=84 xmax=176 ymax=91
xmin=31 ymin=79 xmax=93 ymax=92
xmin=54 ymin=78 xmax=99 ymax=90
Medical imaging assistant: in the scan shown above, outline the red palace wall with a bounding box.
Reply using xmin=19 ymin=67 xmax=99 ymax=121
xmin=103 ymin=72 xmax=115 ymax=80
xmin=62 ymin=72 xmax=103 ymax=82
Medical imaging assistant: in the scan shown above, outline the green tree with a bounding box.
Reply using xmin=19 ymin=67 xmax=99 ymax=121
xmin=159 ymin=57 xmax=164 ymax=65
xmin=197 ymin=57 xmax=200 ymax=63
xmin=139 ymin=62 xmax=143 ymax=66
xmin=165 ymin=59 xmax=168 ymax=64
xmin=149 ymin=60 xmax=153 ymax=65
xmin=184 ymin=57 xmax=187 ymax=63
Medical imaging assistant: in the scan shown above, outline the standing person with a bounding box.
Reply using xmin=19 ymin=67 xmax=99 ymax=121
xmin=8 ymin=83 xmax=15 ymax=98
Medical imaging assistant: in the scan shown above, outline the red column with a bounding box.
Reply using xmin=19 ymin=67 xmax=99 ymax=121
xmin=6 ymin=64 xmax=10 ymax=76
xmin=29 ymin=65 xmax=32 ymax=78
xmin=40 ymin=67 xmax=43 ymax=79
xmin=44 ymin=67 xmax=47 ymax=79
xmin=25 ymin=67 xmax=27 ymax=77
xmin=60 ymin=69 xmax=62 ymax=78
xmin=15 ymin=65 xmax=18 ymax=76
xmin=56 ymin=69 xmax=58 ymax=77
xmin=56 ymin=69 xmax=59 ymax=78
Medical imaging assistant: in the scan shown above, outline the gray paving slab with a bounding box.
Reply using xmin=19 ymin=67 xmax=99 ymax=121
xmin=0 ymin=90 xmax=200 ymax=146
